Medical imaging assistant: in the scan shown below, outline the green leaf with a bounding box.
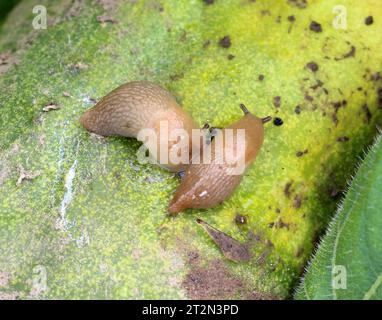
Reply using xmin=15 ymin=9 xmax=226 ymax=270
xmin=1 ymin=0 xmax=382 ymax=299
xmin=295 ymin=133 xmax=382 ymax=300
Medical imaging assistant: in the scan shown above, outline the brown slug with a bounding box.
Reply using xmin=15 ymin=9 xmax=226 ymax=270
xmin=168 ymin=104 xmax=271 ymax=214
xmin=80 ymin=81 xmax=201 ymax=172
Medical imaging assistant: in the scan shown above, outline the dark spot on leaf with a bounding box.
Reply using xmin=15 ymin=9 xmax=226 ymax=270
xmin=276 ymin=218 xmax=290 ymax=229
xmin=337 ymin=136 xmax=349 ymax=142
xmin=335 ymin=45 xmax=356 ymax=60
xmin=273 ymin=96 xmax=281 ymax=108
xmin=306 ymin=61 xmax=318 ymax=72
xmin=293 ymin=195 xmax=302 ymax=208
xmin=304 ymin=94 xmax=313 ymax=102
xmin=296 ymin=149 xmax=308 ymax=157
xmin=227 ymin=54 xmax=235 ymax=60
xmin=332 ymin=101 xmax=342 ymax=113
xmin=287 ymin=0 xmax=308 ymax=9
xmin=258 ymin=74 xmax=265 ymax=81
xmin=203 ymin=0 xmax=214 ymax=5
xmin=365 ymin=16 xmax=374 ymax=25
xmin=378 ymin=88 xmax=382 ymax=108
xmin=284 ymin=182 xmax=293 ymax=198
xmin=362 ymin=104 xmax=372 ymax=123
xmin=294 ymin=106 xmax=302 ymax=114
xmin=332 ymin=113 xmax=339 ymax=126
xmin=219 ymin=36 xmax=231 ymax=48
xmin=310 ymin=80 xmax=324 ymax=90
xmin=309 ymin=21 xmax=322 ymax=33
xmin=288 ymin=15 xmax=295 ymax=22
xmin=329 ymin=187 xmax=343 ymax=199
xmin=371 ymin=72 xmax=381 ymax=81
xmin=261 ymin=10 xmax=271 ymax=16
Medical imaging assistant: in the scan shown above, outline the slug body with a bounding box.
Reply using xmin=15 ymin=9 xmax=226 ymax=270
xmin=168 ymin=107 xmax=267 ymax=214
xmin=80 ymin=81 xmax=200 ymax=172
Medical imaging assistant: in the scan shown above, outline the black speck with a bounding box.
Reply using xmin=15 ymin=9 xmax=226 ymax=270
xmin=335 ymin=45 xmax=356 ymax=60
xmin=371 ymin=72 xmax=381 ymax=81
xmin=309 ymin=21 xmax=322 ymax=33
xmin=227 ymin=54 xmax=235 ymax=60
xmin=273 ymin=96 xmax=281 ymax=108
xmin=203 ymin=0 xmax=214 ymax=5
xmin=378 ymin=88 xmax=382 ymax=108
xmin=296 ymin=149 xmax=308 ymax=157
xmin=273 ymin=117 xmax=283 ymax=126
xmin=294 ymin=106 xmax=302 ymax=114
xmin=310 ymin=80 xmax=324 ymax=90
xmin=306 ymin=61 xmax=319 ymax=72
xmin=288 ymin=15 xmax=295 ymax=22
xmin=332 ymin=101 xmax=342 ymax=113
xmin=362 ymin=104 xmax=372 ymax=123
xmin=365 ymin=16 xmax=374 ymax=25
xmin=258 ymin=74 xmax=265 ymax=81
xmin=337 ymin=136 xmax=349 ymax=142
xmin=304 ymin=94 xmax=313 ymax=102
xmin=219 ymin=36 xmax=231 ymax=48
xmin=332 ymin=113 xmax=339 ymax=126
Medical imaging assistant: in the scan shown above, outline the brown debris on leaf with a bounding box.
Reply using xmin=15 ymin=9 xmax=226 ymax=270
xmin=196 ymin=219 xmax=251 ymax=262
xmin=16 ymin=165 xmax=40 ymax=186
xmin=0 ymin=52 xmax=20 ymax=75
xmin=69 ymin=62 xmax=89 ymax=73
xmin=284 ymin=181 xmax=293 ymax=198
xmin=337 ymin=136 xmax=349 ymax=142
xmin=42 ymin=103 xmax=60 ymax=112
xmin=335 ymin=45 xmax=356 ymax=61
xmin=288 ymin=0 xmax=308 ymax=9
xmin=95 ymin=0 xmax=126 ymax=11
xmin=182 ymin=259 xmax=244 ymax=300
xmin=97 ymin=15 xmax=118 ymax=24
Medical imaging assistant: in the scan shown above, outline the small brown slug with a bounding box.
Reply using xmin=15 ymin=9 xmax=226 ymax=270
xmin=168 ymin=104 xmax=271 ymax=214
xmin=80 ymin=81 xmax=201 ymax=172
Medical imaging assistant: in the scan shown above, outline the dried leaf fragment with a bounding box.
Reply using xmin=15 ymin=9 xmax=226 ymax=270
xmin=196 ymin=219 xmax=251 ymax=262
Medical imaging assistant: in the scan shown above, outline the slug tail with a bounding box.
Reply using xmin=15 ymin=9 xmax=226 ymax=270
xmin=79 ymin=110 xmax=93 ymax=131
